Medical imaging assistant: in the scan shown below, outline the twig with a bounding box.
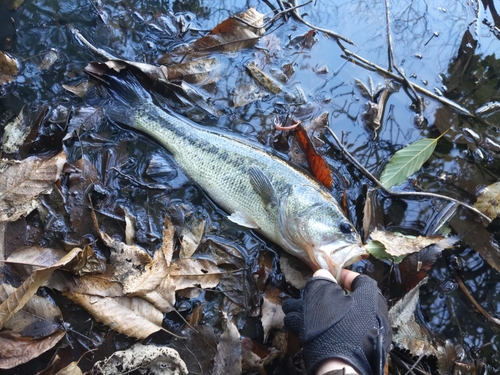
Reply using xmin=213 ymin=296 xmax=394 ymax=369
xmin=288 ymin=0 xmax=356 ymax=45
xmin=327 ymin=128 xmax=492 ymax=224
xmin=455 ymin=273 xmax=500 ymax=327
xmin=339 ymin=45 xmax=474 ymax=117
xmin=67 ymin=24 xmax=118 ymax=61
xmin=384 ymin=0 xmax=423 ymax=116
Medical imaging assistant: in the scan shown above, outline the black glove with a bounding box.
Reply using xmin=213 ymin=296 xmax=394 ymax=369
xmin=282 ymin=275 xmax=392 ymax=375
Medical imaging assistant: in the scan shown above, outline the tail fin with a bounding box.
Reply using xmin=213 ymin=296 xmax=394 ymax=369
xmin=101 ymin=71 xmax=152 ymax=127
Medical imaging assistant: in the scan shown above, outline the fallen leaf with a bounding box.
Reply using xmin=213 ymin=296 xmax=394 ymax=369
xmin=0 ymin=247 xmax=81 ymax=329
xmin=1 ymin=109 xmax=31 ymax=154
xmin=379 ymin=138 xmax=439 ymax=189
xmin=1 ymin=284 xmax=63 ymax=339
xmin=63 ymin=293 xmax=163 ymax=340
xmin=0 ymin=51 xmax=18 ymax=86
xmin=246 ymin=61 xmax=282 ymax=94
xmin=260 ymin=288 xmax=285 ymax=342
xmin=474 ymin=181 xmax=500 ymax=220
xmin=213 ymin=312 xmax=241 ymax=375
xmin=165 ymin=58 xmax=220 ymax=84
xmin=180 ymin=216 xmax=205 ymax=258
xmin=0 ymin=329 xmax=66 ymax=369
xmin=369 ymin=229 xmax=458 ymax=259
xmin=294 ymin=122 xmax=333 ymax=189
xmin=169 ymin=258 xmax=221 ymax=291
xmin=279 ymin=252 xmax=312 ymax=290
xmin=63 ymin=106 xmax=104 ymax=141
xmin=54 ymin=361 xmax=83 ymax=375
xmin=191 ymin=7 xmax=265 ymax=53
xmin=5 ymin=247 xmax=68 ymax=279
xmin=62 ymin=80 xmax=93 ymax=98
xmin=91 ymin=343 xmax=188 ymax=375
xmin=398 ymin=246 xmax=441 ymax=293
xmin=233 ymin=81 xmax=266 ymax=107
xmin=39 ymin=49 xmax=58 ymax=70
xmin=0 ymin=151 xmax=66 ymax=222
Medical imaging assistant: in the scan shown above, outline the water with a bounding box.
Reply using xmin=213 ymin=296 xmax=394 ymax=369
xmin=1 ymin=0 xmax=499 ymax=373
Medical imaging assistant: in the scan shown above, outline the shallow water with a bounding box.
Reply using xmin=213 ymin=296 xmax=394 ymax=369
xmin=1 ymin=0 xmax=499 ymax=373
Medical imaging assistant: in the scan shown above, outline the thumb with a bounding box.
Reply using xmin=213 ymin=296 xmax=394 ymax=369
xmin=313 ymin=269 xmax=337 ymax=282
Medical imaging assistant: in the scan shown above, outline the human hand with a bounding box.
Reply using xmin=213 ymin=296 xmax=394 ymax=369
xmin=282 ymin=269 xmax=391 ymax=375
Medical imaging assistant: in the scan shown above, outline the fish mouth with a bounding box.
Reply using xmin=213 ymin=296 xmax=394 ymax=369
xmin=317 ymin=242 xmax=368 ymax=281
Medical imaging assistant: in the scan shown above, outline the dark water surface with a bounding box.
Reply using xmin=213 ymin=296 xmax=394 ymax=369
xmin=1 ymin=0 xmax=499 ymax=373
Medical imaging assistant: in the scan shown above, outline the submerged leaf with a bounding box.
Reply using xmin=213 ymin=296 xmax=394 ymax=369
xmin=0 ymin=51 xmax=18 ymax=85
xmin=379 ymin=138 xmax=437 ymax=189
xmin=213 ymin=312 xmax=241 ymax=375
xmin=474 ymin=181 xmax=500 ymax=220
xmin=1 ymin=109 xmax=30 ymax=154
xmin=191 ymin=7 xmax=265 ymax=53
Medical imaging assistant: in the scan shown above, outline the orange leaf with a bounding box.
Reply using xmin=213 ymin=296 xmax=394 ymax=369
xmin=294 ymin=123 xmax=333 ymax=189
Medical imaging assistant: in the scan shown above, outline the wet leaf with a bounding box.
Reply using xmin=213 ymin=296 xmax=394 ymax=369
xmin=54 ymin=361 xmax=83 ymax=375
xmin=5 ymin=247 xmax=67 ymax=279
xmin=169 ymin=258 xmax=221 ymax=291
xmin=261 ymin=288 xmax=285 ymax=342
xmin=39 ymin=49 xmax=58 ymax=70
xmin=63 ymin=106 xmax=104 ymax=141
xmin=0 ymin=51 xmax=18 ymax=85
xmin=62 ymin=81 xmax=93 ymax=98
xmin=368 ymin=229 xmax=458 ymax=259
xmin=0 ymin=151 xmax=66 ymax=222
xmin=191 ymin=7 xmax=265 ymax=53
xmin=380 ymin=138 xmax=438 ymax=189
xmin=474 ymin=181 xmax=500 ymax=220
xmin=92 ymin=343 xmax=188 ymax=375
xmin=1 ymin=109 xmax=31 ymax=154
xmin=166 ymin=58 xmax=220 ymax=84
xmin=180 ymin=216 xmax=205 ymax=258
xmin=279 ymin=252 xmax=312 ymax=290
xmin=233 ymin=81 xmax=266 ymax=107
xmin=213 ymin=312 xmax=241 ymax=375
xmin=0 ymin=248 xmax=82 ymax=329
xmin=1 ymin=284 xmax=62 ymax=338
xmin=294 ymin=122 xmax=333 ymax=189
xmin=64 ymin=293 xmax=163 ymax=339
xmin=246 ymin=61 xmax=282 ymax=94
xmin=0 ymin=329 xmax=66 ymax=369
xmin=398 ymin=246 xmax=441 ymax=293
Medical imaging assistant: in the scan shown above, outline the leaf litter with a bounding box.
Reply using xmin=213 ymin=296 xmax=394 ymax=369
xmin=1 ymin=1 xmax=500 ymax=374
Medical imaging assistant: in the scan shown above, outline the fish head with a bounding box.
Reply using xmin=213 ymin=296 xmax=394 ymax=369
xmin=279 ymin=184 xmax=367 ymax=279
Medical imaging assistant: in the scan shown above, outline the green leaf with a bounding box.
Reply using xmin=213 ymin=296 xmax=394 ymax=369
xmin=379 ymin=138 xmax=437 ymax=189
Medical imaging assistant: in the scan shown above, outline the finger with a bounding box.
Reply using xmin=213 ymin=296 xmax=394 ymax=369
xmin=313 ymin=269 xmax=337 ymax=282
xmin=339 ymin=269 xmax=360 ymax=292
xmin=282 ymin=297 xmax=303 ymax=314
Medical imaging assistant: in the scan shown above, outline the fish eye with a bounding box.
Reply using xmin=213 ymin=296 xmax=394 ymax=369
xmin=339 ymin=222 xmax=353 ymax=234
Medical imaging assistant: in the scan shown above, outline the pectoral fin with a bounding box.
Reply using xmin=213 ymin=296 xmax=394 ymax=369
xmin=248 ymin=166 xmax=278 ymax=210
xmin=228 ymin=211 xmax=260 ymax=229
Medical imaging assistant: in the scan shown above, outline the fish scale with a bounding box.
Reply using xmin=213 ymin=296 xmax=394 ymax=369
xmin=105 ymin=74 xmax=367 ymax=278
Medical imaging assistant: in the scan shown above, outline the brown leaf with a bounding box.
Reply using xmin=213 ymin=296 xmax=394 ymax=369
xmin=1 ymin=284 xmax=62 ymax=338
xmin=0 ymin=151 xmax=66 ymax=222
xmin=1 ymin=109 xmax=30 ymax=154
xmin=92 ymin=343 xmax=188 ymax=375
xmin=0 ymin=247 xmax=82 ymax=329
xmin=191 ymin=7 xmax=265 ymax=53
xmin=169 ymin=258 xmax=221 ymax=291
xmin=279 ymin=252 xmax=312 ymax=290
xmin=62 ymin=81 xmax=93 ymax=98
xmin=398 ymin=246 xmax=441 ymax=293
xmin=294 ymin=123 xmax=333 ymax=189
xmin=260 ymin=288 xmax=285 ymax=342
xmin=370 ymin=229 xmax=457 ymax=257
xmin=54 ymin=361 xmax=83 ymax=375
xmin=5 ymin=247 xmax=68 ymax=279
xmin=0 ymin=329 xmax=66 ymax=369
xmin=166 ymin=58 xmax=220 ymax=84
xmin=246 ymin=61 xmax=282 ymax=94
xmin=0 ymin=51 xmax=18 ymax=86
xmin=63 ymin=293 xmax=163 ymax=340
xmin=180 ymin=216 xmax=205 ymax=258
xmin=213 ymin=312 xmax=241 ymax=375
xmin=474 ymin=181 xmax=500 ymax=220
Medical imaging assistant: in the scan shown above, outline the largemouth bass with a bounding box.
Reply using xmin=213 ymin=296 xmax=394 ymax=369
xmin=104 ymin=72 xmax=367 ymax=278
